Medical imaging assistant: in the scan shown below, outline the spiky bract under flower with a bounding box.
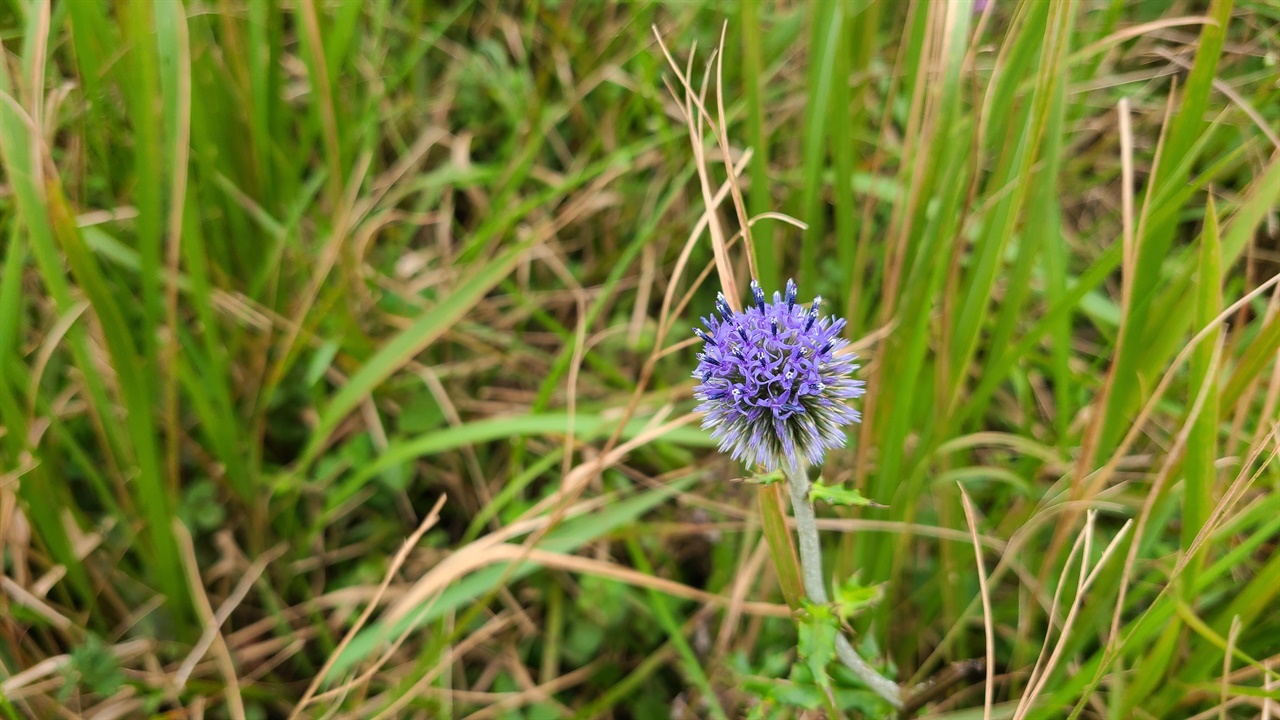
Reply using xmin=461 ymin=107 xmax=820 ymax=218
xmin=693 ymin=279 xmax=865 ymax=472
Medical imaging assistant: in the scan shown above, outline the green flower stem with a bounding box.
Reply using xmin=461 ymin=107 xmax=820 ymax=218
xmin=787 ymin=461 xmax=902 ymax=709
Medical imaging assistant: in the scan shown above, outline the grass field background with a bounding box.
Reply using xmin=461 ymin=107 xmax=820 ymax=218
xmin=2 ymin=0 xmax=1280 ymax=717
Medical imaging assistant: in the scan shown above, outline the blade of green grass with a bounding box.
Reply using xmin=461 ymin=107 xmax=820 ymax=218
xmin=1181 ymin=196 xmax=1221 ymax=594
xmin=1098 ymin=0 xmax=1234 ymax=454
xmin=797 ymin=0 xmax=842 ymax=291
xmin=740 ymin=0 xmax=775 ymax=290
xmin=624 ymin=537 xmax=730 ymax=720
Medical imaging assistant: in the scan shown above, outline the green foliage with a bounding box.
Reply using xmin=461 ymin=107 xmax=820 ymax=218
xmin=59 ymin=635 xmax=125 ymax=704
xmin=797 ymin=600 xmax=840 ymax=692
xmin=833 ymin=575 xmax=884 ymax=623
xmin=809 ymin=477 xmax=887 ymax=508
xmin=177 ymin=479 xmax=227 ymax=533
xmin=741 ymin=469 xmax=784 ymax=485
xmin=1 ymin=0 xmax=1278 ymax=717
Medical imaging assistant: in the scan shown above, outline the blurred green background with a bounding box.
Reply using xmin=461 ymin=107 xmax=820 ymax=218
xmin=1 ymin=0 xmax=1279 ymax=717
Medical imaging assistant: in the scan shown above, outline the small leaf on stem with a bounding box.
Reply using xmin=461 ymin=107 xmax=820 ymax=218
xmin=809 ymin=477 xmax=887 ymax=507
xmin=797 ymin=600 xmax=840 ymax=691
xmin=834 ymin=575 xmax=884 ymax=623
xmin=737 ymin=469 xmax=785 ymax=485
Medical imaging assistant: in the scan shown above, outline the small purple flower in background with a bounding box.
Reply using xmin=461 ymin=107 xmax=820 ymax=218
xmin=693 ymin=279 xmax=865 ymax=472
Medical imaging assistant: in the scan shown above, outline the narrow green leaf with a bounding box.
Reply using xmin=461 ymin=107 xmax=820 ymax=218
xmin=759 ymin=483 xmax=805 ymax=611
xmin=740 ymin=0 xmax=776 ymax=289
xmin=625 ymin=538 xmax=729 ymax=720
xmin=797 ymin=0 xmax=842 ymax=289
xmin=1182 ymin=195 xmax=1221 ymax=590
xmin=1100 ymin=0 xmax=1235 ymax=453
xmin=741 ymin=469 xmax=785 ymax=486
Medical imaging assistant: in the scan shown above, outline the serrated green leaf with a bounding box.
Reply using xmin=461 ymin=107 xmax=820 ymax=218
xmin=834 ymin=575 xmax=884 ymax=622
xmin=797 ymin=601 xmax=839 ymax=690
xmin=809 ymin=479 xmax=887 ymax=508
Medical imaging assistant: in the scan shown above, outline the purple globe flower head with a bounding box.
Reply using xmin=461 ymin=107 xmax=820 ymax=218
xmin=693 ymin=279 xmax=865 ymax=473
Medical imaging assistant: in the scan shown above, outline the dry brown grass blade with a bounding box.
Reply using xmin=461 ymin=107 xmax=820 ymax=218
xmin=657 ymin=148 xmax=751 ymax=333
xmin=1180 ymin=423 xmax=1280 ymax=570
xmin=601 ymin=148 xmax=749 ymax=472
xmin=365 ymin=411 xmax=703 ymax=689
xmin=881 ymin=0 xmax=943 ymax=318
xmin=711 ymin=21 xmax=757 ymax=281
xmin=357 ymin=126 xmax=449 ymax=222
xmin=1069 ymin=15 xmax=1219 ymax=64
xmin=309 ymin=590 xmax=447 ymax=709
xmin=1090 ymin=269 xmax=1280 ymax=490
xmin=1222 ymin=615 xmax=1242 ymax=720
xmin=713 ymin=534 xmax=770 ymax=655
xmin=1012 ymin=516 xmax=1089 ymax=720
xmin=958 ymin=484 xmax=995 ymax=720
xmin=0 ymin=576 xmax=71 ymax=632
xmin=383 ymin=540 xmax=790 ymax=631
xmin=1050 ymin=87 xmax=1177 ymax=573
xmin=1119 ymin=97 xmax=1136 ymax=311
xmin=1109 ymin=334 xmax=1224 ymax=642
xmin=528 ymin=412 xmax=698 ymax=521
xmin=855 ymin=0 xmax=937 ymax=494
xmin=1014 ymin=513 xmax=1132 ymax=720
xmin=561 ymin=291 xmax=589 ymax=489
xmin=1264 ymin=657 xmax=1277 ymax=720
xmin=292 ymin=494 xmax=447 ymax=718
xmin=1073 ymin=424 xmax=1280 ymax=704
xmin=361 ymin=613 xmax=519 ymax=719
xmin=652 ymin=28 xmax=740 ymax=303
xmin=1053 ymin=258 xmax=1280 ymax=587
xmin=25 ymin=0 xmax=49 ymax=190
xmin=1232 ymin=280 xmax=1280 ymax=453
xmin=256 ymin=143 xmax=372 ymax=449
xmin=457 ymin=659 xmax=605 ymax=720
xmin=25 ymin=300 xmax=89 ymax=421
xmin=175 ymin=543 xmax=285 ymax=689
xmin=173 ymin=520 xmax=247 ymax=720
xmin=1153 ymin=48 xmax=1279 ymax=150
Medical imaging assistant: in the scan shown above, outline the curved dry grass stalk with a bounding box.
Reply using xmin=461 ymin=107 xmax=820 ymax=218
xmin=173 ymin=520 xmax=247 ymax=720
xmin=959 ymin=484 xmax=996 ymax=720
xmin=292 ymin=495 xmax=447 ymax=718
xmin=360 ymin=613 xmax=519 ymax=719
xmin=385 ymin=542 xmax=791 ymax=630
xmin=1013 ymin=513 xmax=1132 ymax=720
xmin=1109 ymin=335 xmax=1224 ymax=641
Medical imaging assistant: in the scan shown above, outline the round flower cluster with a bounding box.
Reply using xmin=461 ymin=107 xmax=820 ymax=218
xmin=693 ymin=279 xmax=865 ymax=472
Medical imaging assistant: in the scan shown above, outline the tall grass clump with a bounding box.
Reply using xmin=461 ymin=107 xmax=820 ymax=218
xmin=0 ymin=1 xmax=1278 ymax=718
